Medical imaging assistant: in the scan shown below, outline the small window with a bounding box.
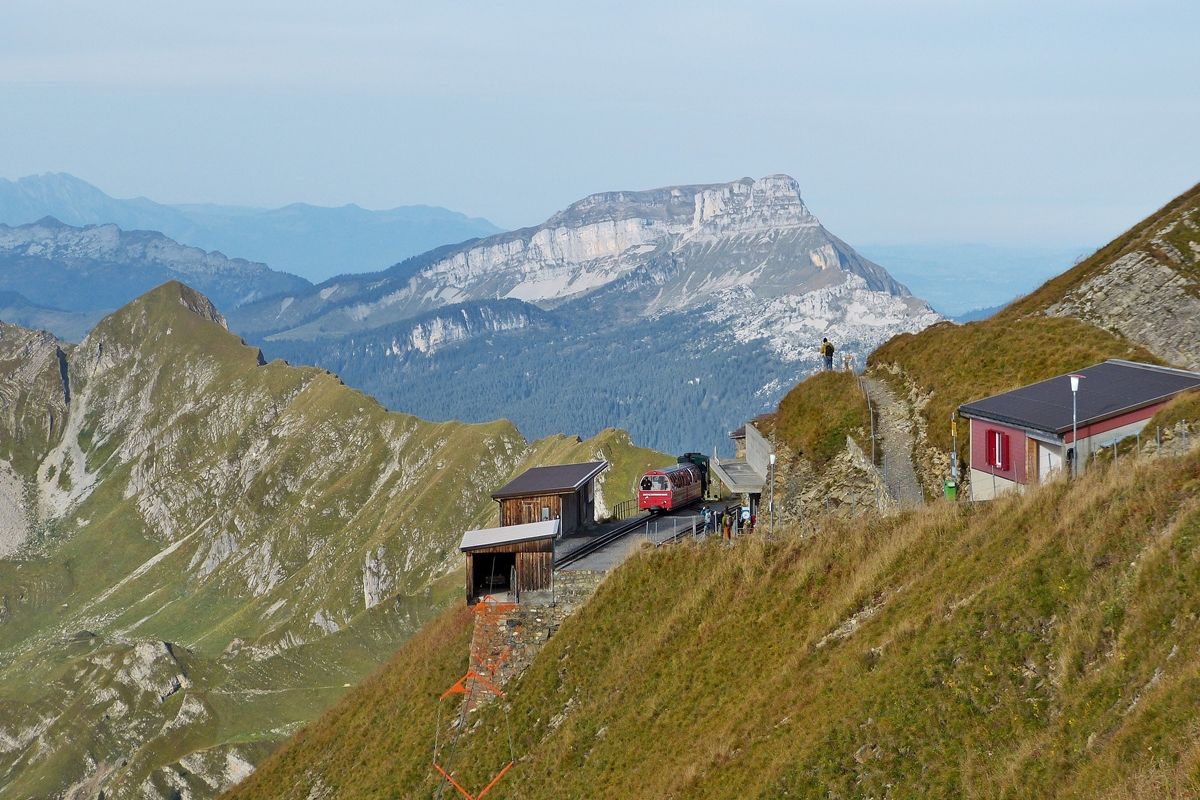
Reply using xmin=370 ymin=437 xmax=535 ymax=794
xmin=541 ymin=506 xmax=551 ymax=521
xmin=985 ymin=429 xmax=1011 ymax=471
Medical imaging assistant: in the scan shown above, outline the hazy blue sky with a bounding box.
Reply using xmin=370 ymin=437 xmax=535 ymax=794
xmin=1 ymin=1 xmax=1197 ymax=246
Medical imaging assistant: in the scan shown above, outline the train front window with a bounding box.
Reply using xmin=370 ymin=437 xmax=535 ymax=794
xmin=640 ymin=476 xmax=652 ymax=491
xmin=651 ymin=476 xmax=670 ymax=491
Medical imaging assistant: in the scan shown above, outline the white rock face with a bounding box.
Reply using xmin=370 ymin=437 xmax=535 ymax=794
xmin=242 ymin=175 xmax=939 ymax=369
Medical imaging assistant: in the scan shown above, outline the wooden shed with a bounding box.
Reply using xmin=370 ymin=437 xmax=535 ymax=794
xmin=460 ymin=520 xmax=558 ymax=605
xmin=491 ymin=461 xmax=608 ymax=536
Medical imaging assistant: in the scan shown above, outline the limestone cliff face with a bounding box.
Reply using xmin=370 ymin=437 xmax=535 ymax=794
xmin=232 ymin=175 xmax=940 ymax=373
xmin=1041 ymin=188 xmax=1200 ymax=370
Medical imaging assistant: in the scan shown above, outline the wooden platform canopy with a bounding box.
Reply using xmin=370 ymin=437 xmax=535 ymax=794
xmin=460 ymin=519 xmax=559 ymax=605
xmin=491 ymin=461 xmax=608 ymax=536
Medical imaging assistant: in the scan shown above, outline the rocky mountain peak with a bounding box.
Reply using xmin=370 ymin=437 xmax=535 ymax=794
xmin=691 ymin=174 xmax=815 ymax=237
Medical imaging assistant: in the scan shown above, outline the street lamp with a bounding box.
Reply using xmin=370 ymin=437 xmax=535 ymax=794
xmin=769 ymin=453 xmax=776 ymax=536
xmin=1069 ymin=374 xmax=1084 ymax=477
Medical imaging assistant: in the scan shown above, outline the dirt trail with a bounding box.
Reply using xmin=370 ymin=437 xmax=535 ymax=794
xmin=861 ymin=377 xmax=926 ymax=509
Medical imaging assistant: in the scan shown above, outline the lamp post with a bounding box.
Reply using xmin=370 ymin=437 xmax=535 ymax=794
xmin=769 ymin=452 xmax=776 ymax=537
xmin=1070 ymin=374 xmax=1084 ymax=477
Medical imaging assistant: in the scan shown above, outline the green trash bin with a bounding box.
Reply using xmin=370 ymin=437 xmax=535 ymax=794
xmin=944 ymin=480 xmax=958 ymax=501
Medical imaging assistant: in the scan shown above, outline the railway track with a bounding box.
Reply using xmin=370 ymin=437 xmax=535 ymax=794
xmin=553 ymin=513 xmax=652 ymax=570
xmin=554 ymin=500 xmax=718 ymax=570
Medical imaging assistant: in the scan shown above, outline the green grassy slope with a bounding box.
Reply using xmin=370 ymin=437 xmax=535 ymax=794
xmin=228 ymin=445 xmax=1200 ymax=799
xmin=0 ymin=282 xmax=666 ymax=799
xmin=761 ymin=370 xmax=871 ymax=466
xmin=870 ymin=316 xmax=1159 ymax=456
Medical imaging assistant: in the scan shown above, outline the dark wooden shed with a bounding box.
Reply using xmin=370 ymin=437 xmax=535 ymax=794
xmin=460 ymin=520 xmax=559 ymax=605
xmin=491 ymin=461 xmax=608 ymax=536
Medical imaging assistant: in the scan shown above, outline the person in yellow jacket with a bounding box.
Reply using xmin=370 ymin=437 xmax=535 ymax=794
xmin=821 ymin=337 xmax=835 ymax=370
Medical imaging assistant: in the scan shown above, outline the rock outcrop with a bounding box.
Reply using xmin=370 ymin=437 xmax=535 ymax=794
xmin=229 ymin=175 xmax=941 ymax=367
xmin=1036 ymin=181 xmax=1200 ymax=370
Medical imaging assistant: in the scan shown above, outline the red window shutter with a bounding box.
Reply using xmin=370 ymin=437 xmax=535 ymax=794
xmin=985 ymin=430 xmax=1011 ymax=471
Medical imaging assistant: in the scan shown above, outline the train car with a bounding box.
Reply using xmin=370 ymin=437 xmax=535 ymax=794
xmin=638 ymin=462 xmax=704 ymax=512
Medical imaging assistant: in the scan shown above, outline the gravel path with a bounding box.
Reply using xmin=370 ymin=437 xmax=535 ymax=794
xmin=861 ymin=377 xmax=926 ymax=509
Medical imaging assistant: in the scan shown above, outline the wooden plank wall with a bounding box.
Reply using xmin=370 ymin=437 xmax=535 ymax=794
xmin=516 ymin=552 xmax=553 ymax=592
xmin=500 ymin=494 xmax=563 ymax=527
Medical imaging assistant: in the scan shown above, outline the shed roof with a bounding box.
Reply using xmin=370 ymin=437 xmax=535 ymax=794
xmin=958 ymin=360 xmax=1200 ymax=436
xmin=460 ymin=519 xmax=560 ymax=551
xmin=711 ymin=460 xmax=766 ymax=494
xmin=730 ymin=413 xmax=772 ymax=440
xmin=491 ymin=461 xmax=608 ymax=500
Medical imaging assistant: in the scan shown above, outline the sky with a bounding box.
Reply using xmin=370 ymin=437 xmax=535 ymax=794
xmin=1 ymin=1 xmax=1197 ymax=248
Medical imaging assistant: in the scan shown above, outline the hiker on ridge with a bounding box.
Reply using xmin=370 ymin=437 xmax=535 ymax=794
xmin=821 ymin=337 xmax=835 ymax=370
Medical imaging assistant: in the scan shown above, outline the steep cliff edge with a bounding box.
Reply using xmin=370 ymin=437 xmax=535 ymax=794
xmin=228 ymin=175 xmax=940 ymax=368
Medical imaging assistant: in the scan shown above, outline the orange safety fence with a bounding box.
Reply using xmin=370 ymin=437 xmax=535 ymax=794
xmin=432 ymin=667 xmax=516 ymax=800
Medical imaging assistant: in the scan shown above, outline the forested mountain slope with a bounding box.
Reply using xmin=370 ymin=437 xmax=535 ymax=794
xmin=0 ymin=282 xmax=665 ymax=799
xmin=227 ymin=409 xmax=1200 ymax=799
xmin=240 ymin=175 xmax=940 ymax=454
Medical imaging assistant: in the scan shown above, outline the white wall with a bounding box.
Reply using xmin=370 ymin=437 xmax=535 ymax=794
xmin=970 ymin=467 xmax=1022 ymax=501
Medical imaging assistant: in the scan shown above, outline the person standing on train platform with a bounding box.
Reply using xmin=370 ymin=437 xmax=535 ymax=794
xmin=701 ymin=505 xmax=712 ymax=535
xmin=821 ymin=338 xmax=835 ymax=370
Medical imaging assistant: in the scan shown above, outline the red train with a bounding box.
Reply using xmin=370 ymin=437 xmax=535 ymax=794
xmin=638 ymin=461 xmax=704 ymax=512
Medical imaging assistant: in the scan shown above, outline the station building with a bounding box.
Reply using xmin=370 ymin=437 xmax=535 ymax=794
xmin=958 ymin=360 xmax=1200 ymax=500
xmin=458 ymin=461 xmax=608 ymax=604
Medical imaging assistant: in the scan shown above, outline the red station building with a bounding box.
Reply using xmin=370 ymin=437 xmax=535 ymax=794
xmin=958 ymin=360 xmax=1200 ymax=499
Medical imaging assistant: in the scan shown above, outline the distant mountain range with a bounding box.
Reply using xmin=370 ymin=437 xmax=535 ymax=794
xmin=0 ymin=290 xmax=107 ymax=343
xmin=0 ymin=173 xmax=503 ymax=283
xmin=0 ymin=217 xmax=308 ymax=317
xmin=239 ymin=175 xmax=942 ymax=453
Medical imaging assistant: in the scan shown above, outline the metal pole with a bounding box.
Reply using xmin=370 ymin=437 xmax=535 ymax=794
xmin=951 ymin=412 xmax=959 ymax=483
xmin=1072 ymin=386 xmax=1078 ymax=478
xmin=869 ymin=398 xmax=876 ymax=465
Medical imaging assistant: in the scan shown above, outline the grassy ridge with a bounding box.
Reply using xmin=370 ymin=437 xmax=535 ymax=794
xmin=1004 ymin=180 xmax=1200 ymax=317
xmin=227 ymin=445 xmax=1200 ymax=799
xmin=0 ymin=282 xmax=671 ymax=798
xmin=869 ymin=316 xmax=1159 ymax=455
xmin=762 ymin=370 xmax=871 ymax=466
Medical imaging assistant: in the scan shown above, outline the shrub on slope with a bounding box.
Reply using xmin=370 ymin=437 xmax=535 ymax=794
xmin=227 ymin=449 xmax=1200 ymax=799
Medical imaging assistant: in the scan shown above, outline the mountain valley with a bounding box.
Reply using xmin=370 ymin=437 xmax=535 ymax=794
xmin=0 ymin=282 xmax=666 ymax=799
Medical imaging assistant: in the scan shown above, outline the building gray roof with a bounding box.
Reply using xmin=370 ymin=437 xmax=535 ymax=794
xmin=460 ymin=519 xmax=560 ymax=551
xmin=491 ymin=461 xmax=608 ymax=500
xmin=958 ymin=360 xmax=1200 ymax=435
